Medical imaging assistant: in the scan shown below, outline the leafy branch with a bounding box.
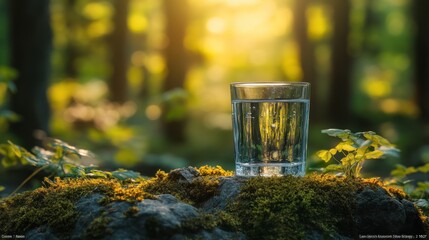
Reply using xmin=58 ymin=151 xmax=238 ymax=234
xmin=316 ymin=129 xmax=399 ymax=178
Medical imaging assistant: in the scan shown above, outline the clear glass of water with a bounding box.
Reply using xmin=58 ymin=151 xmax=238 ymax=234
xmin=231 ymin=82 xmax=310 ymax=177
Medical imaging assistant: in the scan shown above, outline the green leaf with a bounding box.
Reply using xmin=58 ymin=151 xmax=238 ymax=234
xmin=70 ymin=166 xmax=86 ymax=177
xmin=8 ymin=141 xmax=22 ymax=158
xmin=316 ymin=150 xmax=332 ymax=162
xmin=86 ymin=170 xmax=110 ymax=178
xmin=415 ymin=199 xmax=429 ymax=209
xmin=0 ymin=66 xmax=17 ymax=83
xmin=417 ymin=163 xmax=429 ymax=173
xmin=372 ymin=135 xmax=393 ymax=147
xmin=358 ymin=140 xmax=372 ymax=148
xmin=416 ymin=182 xmax=429 ymax=193
xmin=321 ymin=129 xmax=351 ymax=140
xmin=111 ymin=169 xmax=141 ymax=180
xmin=378 ymin=146 xmax=400 ymax=158
xmin=391 ymin=164 xmax=407 ymax=178
xmin=48 ymin=139 xmax=94 ymax=158
xmin=0 ymin=185 xmax=5 ymax=192
xmin=364 ymin=150 xmax=384 ymax=159
xmin=403 ymin=184 xmax=415 ymax=195
xmin=0 ymin=110 xmax=19 ymax=121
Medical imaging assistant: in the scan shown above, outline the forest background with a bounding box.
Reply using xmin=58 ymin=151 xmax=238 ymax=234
xmin=0 ymin=0 xmax=428 ymax=185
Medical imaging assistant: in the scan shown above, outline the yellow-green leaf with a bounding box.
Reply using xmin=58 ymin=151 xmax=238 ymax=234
xmin=9 ymin=144 xmax=22 ymax=158
xmin=341 ymin=153 xmax=355 ymax=166
xmin=391 ymin=164 xmax=407 ymax=177
xmin=364 ymin=150 xmax=384 ymax=159
xmin=355 ymin=148 xmax=367 ymax=159
xmin=417 ymin=163 xmax=429 ymax=173
xmin=335 ymin=142 xmax=356 ymax=152
xmin=316 ymin=150 xmax=332 ymax=162
xmin=329 ymin=149 xmax=337 ymax=155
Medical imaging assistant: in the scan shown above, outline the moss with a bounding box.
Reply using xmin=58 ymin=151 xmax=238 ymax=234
xmin=144 ymin=166 xmax=233 ymax=205
xmin=124 ymin=206 xmax=139 ymax=217
xmin=0 ymin=177 xmax=150 ymax=235
xmin=182 ymin=211 xmax=239 ymax=233
xmin=0 ymin=166 xmax=228 ymax=235
xmin=84 ymin=215 xmax=112 ymax=239
xmin=226 ymin=174 xmax=410 ymax=240
xmin=0 ymin=166 xmax=424 ymax=239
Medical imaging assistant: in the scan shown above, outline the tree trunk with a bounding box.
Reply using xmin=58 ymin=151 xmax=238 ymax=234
xmin=109 ymin=0 xmax=129 ymax=103
xmin=0 ymin=1 xmax=9 ymax=65
xmin=328 ymin=0 xmax=351 ymax=126
xmin=293 ymin=0 xmax=319 ymax=121
xmin=414 ymin=0 xmax=429 ymax=122
xmin=9 ymin=0 xmax=52 ymax=149
xmin=162 ymin=0 xmax=189 ymax=143
xmin=64 ymin=0 xmax=78 ymax=78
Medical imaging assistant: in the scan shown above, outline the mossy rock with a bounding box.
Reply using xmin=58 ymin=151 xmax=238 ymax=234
xmin=0 ymin=166 xmax=427 ymax=240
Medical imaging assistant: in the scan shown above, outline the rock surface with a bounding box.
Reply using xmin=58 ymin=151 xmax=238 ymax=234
xmin=1 ymin=167 xmax=427 ymax=240
xmin=356 ymin=187 xmax=426 ymax=235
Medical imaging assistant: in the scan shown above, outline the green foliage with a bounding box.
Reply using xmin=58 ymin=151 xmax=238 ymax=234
xmin=0 ymin=66 xmax=19 ymax=123
xmin=0 ymin=66 xmax=17 ymax=91
xmin=0 ymin=139 xmax=142 ymax=183
xmin=316 ymin=129 xmax=399 ymax=178
xmin=390 ymin=163 xmax=429 ymax=215
xmin=161 ymin=88 xmax=189 ymax=121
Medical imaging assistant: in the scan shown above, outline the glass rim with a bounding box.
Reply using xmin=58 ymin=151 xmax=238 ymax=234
xmin=230 ymin=82 xmax=310 ymax=87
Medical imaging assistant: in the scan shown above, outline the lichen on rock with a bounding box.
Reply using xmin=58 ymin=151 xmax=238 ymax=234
xmin=0 ymin=166 xmax=427 ymax=240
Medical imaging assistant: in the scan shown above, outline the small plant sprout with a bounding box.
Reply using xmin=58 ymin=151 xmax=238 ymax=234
xmin=316 ymin=129 xmax=400 ymax=178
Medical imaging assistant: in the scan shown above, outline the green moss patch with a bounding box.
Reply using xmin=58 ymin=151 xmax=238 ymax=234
xmin=0 ymin=166 xmax=425 ymax=239
xmin=0 ymin=166 xmax=231 ymax=235
xmin=227 ymin=174 xmax=409 ymax=239
xmin=145 ymin=165 xmax=233 ymax=205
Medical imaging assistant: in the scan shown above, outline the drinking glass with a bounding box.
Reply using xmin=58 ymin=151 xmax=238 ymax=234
xmin=231 ymin=82 xmax=310 ymax=177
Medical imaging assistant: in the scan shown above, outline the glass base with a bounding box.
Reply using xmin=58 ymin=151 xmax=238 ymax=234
xmin=235 ymin=162 xmax=305 ymax=177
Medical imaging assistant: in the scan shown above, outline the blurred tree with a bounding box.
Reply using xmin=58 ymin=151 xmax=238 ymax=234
xmin=414 ymin=0 xmax=429 ymax=123
xmin=0 ymin=1 xmax=9 ymax=65
xmin=9 ymin=0 xmax=52 ymax=149
xmin=109 ymin=0 xmax=130 ymax=103
xmin=64 ymin=0 xmax=79 ymax=79
xmin=162 ymin=0 xmax=190 ymax=143
xmin=293 ymin=0 xmax=319 ymax=121
xmin=328 ymin=0 xmax=351 ymax=126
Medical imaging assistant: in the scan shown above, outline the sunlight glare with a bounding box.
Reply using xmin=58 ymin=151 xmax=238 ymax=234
xmin=282 ymin=42 xmax=302 ymax=81
xmin=307 ymin=5 xmax=330 ymax=40
xmin=226 ymin=0 xmax=260 ymax=7
xmin=206 ymin=17 xmax=226 ymax=34
xmin=82 ymin=2 xmax=113 ymax=20
xmin=127 ymin=66 xmax=143 ymax=90
xmin=204 ymin=113 xmax=232 ymax=130
xmin=379 ymin=99 xmax=418 ymax=116
xmin=87 ymin=21 xmax=112 ymax=38
xmin=131 ymin=51 xmax=146 ymax=67
xmin=146 ymin=54 xmax=166 ymax=74
xmin=363 ymin=79 xmax=391 ymax=98
xmin=146 ymin=105 xmax=162 ymax=120
xmin=128 ymin=14 xmax=148 ymax=33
